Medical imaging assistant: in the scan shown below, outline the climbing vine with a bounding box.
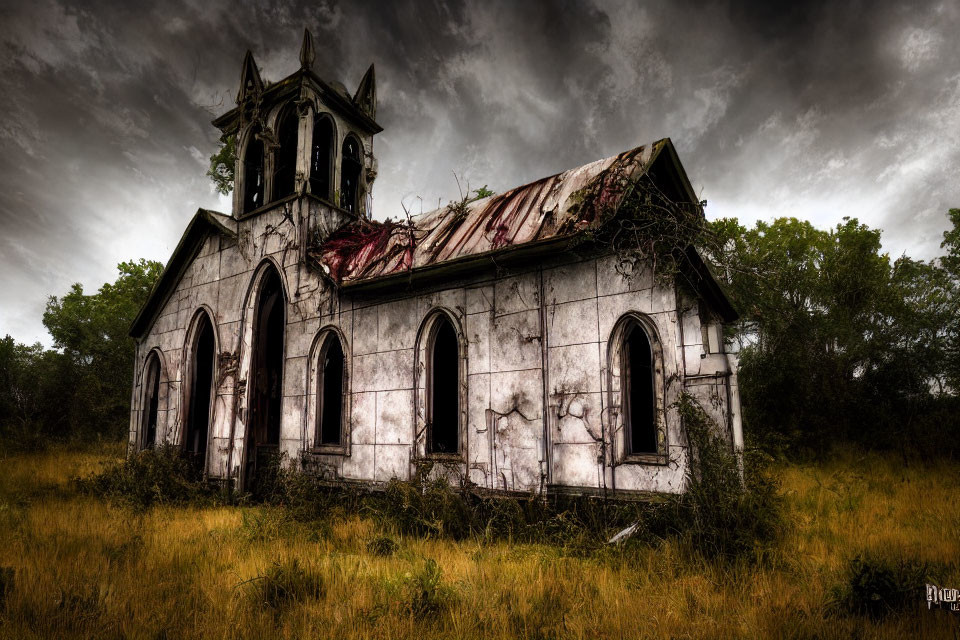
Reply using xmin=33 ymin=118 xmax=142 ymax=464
xmin=567 ymin=153 xmax=713 ymax=286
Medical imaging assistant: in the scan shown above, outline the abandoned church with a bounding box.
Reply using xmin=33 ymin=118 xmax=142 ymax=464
xmin=128 ymin=31 xmax=743 ymax=497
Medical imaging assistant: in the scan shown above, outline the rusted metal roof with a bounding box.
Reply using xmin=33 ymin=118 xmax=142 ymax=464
xmin=316 ymin=139 xmax=669 ymax=286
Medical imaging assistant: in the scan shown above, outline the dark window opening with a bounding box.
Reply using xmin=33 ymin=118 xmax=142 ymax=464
xmin=317 ymin=335 xmax=345 ymax=446
xmin=623 ymin=323 xmax=657 ymax=455
xmin=142 ymin=354 xmax=161 ymax=449
xmin=185 ymin=315 xmax=215 ymax=472
xmin=273 ymin=108 xmax=299 ymax=201
xmin=243 ymin=127 xmax=265 ymax=213
xmin=246 ymin=269 xmax=285 ymax=497
xmin=340 ymin=136 xmax=362 ymax=214
xmin=428 ymin=317 xmax=459 ymax=455
xmin=310 ymin=115 xmax=333 ymax=200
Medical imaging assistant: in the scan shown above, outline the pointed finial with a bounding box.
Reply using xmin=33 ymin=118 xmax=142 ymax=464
xmin=353 ymin=63 xmax=376 ymax=119
xmin=300 ymin=28 xmax=315 ymax=70
xmin=237 ymin=50 xmax=264 ymax=104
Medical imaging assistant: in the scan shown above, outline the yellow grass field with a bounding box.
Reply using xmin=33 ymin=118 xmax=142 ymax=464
xmin=0 ymin=444 xmax=958 ymax=639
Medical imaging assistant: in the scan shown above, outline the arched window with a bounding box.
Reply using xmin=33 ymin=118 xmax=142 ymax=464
xmin=310 ymin=114 xmax=334 ymax=200
xmin=622 ymin=321 xmax=657 ymax=455
xmin=242 ymin=126 xmax=265 ymax=213
xmin=273 ymin=106 xmax=299 ymax=201
xmin=185 ymin=312 xmax=216 ymax=473
xmin=141 ymin=352 xmax=161 ymax=450
xmin=316 ymin=332 xmax=345 ymax=446
xmin=339 ymin=135 xmax=362 ymax=214
xmin=427 ymin=315 xmax=459 ymax=454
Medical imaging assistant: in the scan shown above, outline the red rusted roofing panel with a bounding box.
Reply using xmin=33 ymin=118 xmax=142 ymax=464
xmin=316 ymin=140 xmax=665 ymax=285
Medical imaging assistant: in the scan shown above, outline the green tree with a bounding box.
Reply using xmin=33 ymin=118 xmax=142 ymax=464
xmin=708 ymin=213 xmax=959 ymax=456
xmin=939 ymin=209 xmax=960 ymax=391
xmin=0 ymin=260 xmax=163 ymax=447
xmin=207 ymin=134 xmax=236 ymax=195
xmin=41 ymin=259 xmax=163 ymax=439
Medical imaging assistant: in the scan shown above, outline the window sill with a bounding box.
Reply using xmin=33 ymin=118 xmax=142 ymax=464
xmin=420 ymin=452 xmax=464 ymax=463
xmin=307 ymin=444 xmax=349 ymax=457
xmin=622 ymin=452 xmax=669 ymax=466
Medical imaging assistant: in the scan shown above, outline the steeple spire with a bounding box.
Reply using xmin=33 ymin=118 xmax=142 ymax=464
xmin=299 ymin=28 xmax=316 ymax=70
xmin=236 ymin=50 xmax=264 ymax=104
xmin=353 ymin=63 xmax=376 ymax=119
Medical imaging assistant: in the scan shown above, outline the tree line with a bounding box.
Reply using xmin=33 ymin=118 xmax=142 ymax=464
xmin=708 ymin=210 xmax=960 ymax=457
xmin=0 ymin=260 xmax=162 ymax=449
xmin=0 ymin=210 xmax=957 ymax=457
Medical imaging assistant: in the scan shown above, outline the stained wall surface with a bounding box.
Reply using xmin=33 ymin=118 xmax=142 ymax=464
xmin=130 ymin=197 xmax=738 ymax=496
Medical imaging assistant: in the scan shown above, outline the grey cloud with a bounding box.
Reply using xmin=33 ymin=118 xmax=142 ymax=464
xmin=0 ymin=0 xmax=958 ymax=345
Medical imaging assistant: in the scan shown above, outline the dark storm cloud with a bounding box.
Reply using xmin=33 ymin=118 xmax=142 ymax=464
xmin=1 ymin=0 xmax=958 ymax=344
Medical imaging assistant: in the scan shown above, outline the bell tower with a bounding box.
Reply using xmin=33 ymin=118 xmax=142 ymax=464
xmin=212 ymin=29 xmax=383 ymax=220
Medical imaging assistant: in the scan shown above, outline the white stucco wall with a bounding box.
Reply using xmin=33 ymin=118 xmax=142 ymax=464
xmin=130 ymin=195 xmax=738 ymax=496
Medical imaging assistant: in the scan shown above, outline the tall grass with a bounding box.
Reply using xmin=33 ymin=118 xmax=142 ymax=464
xmin=0 ymin=443 xmax=956 ymax=638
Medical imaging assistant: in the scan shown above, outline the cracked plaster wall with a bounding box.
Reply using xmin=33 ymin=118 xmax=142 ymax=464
xmin=130 ymin=200 xmax=738 ymax=496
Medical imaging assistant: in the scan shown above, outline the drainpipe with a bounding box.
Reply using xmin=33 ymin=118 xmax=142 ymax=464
xmin=726 ymin=351 xmax=744 ymax=477
xmin=538 ymin=270 xmax=552 ymax=494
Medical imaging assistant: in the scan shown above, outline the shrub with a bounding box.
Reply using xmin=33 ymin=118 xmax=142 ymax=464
xmin=243 ymin=559 xmax=325 ymax=613
xmin=398 ymin=559 xmax=456 ymax=618
xmin=830 ymin=553 xmax=931 ymax=620
xmin=657 ymin=393 xmax=785 ymax=560
xmin=366 ymin=536 xmax=398 ymax=557
xmin=380 ymin=475 xmax=475 ymax=539
xmin=0 ymin=566 xmax=14 ymax=607
xmin=76 ymin=444 xmax=217 ymax=510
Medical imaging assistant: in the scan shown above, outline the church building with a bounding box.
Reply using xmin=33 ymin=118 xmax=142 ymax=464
xmin=129 ymin=31 xmax=743 ymax=497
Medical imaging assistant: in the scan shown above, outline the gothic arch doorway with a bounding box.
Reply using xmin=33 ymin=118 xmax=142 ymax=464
xmin=185 ymin=312 xmax=216 ymax=475
xmin=244 ymin=266 xmax=286 ymax=496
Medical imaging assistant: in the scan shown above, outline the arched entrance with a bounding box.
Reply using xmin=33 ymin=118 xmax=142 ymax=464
xmin=185 ymin=313 xmax=215 ymax=474
xmin=244 ymin=267 xmax=286 ymax=496
xmin=141 ymin=351 xmax=162 ymax=450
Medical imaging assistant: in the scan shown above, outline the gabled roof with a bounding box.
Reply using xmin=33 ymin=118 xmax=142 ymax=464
xmin=129 ymin=209 xmax=236 ymax=339
xmin=314 ymin=138 xmax=737 ymax=321
xmin=316 ymin=141 xmax=662 ymax=285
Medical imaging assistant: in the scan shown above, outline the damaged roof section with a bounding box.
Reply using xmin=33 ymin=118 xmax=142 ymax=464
xmin=314 ymin=139 xmax=674 ymax=287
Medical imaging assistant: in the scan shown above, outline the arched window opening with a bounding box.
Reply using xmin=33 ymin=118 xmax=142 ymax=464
xmin=185 ymin=314 xmax=215 ymax=472
xmin=310 ymin=114 xmax=334 ymax=200
xmin=339 ymin=135 xmax=362 ymax=214
xmin=427 ymin=316 xmax=459 ymax=454
xmin=622 ymin=322 xmax=657 ymax=455
xmin=273 ymin=107 xmax=299 ymax=201
xmin=317 ymin=334 xmax=345 ymax=446
xmin=246 ymin=267 xmax=286 ymax=496
xmin=141 ymin=353 xmax=161 ymax=450
xmin=243 ymin=126 xmax=265 ymax=213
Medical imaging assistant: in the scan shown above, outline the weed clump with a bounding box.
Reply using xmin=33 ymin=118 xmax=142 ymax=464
xmin=657 ymin=394 xmax=785 ymax=560
xmin=626 ymin=394 xmax=784 ymax=560
xmin=367 ymin=536 xmax=398 ymax=557
xmin=380 ymin=476 xmax=475 ymax=539
xmin=0 ymin=566 xmax=14 ymax=608
xmin=76 ymin=444 xmax=217 ymax=510
xmin=243 ymin=559 xmax=325 ymax=613
xmin=830 ymin=553 xmax=931 ymax=620
xmin=392 ymin=559 xmax=456 ymax=618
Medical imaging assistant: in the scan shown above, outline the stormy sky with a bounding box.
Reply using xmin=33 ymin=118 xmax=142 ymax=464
xmin=1 ymin=0 xmax=959 ymax=346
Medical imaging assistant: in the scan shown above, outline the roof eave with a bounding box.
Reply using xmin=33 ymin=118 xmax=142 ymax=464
xmin=682 ymin=245 xmax=738 ymax=322
xmin=129 ymin=209 xmax=236 ymax=339
xmin=337 ymin=235 xmax=577 ymax=294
